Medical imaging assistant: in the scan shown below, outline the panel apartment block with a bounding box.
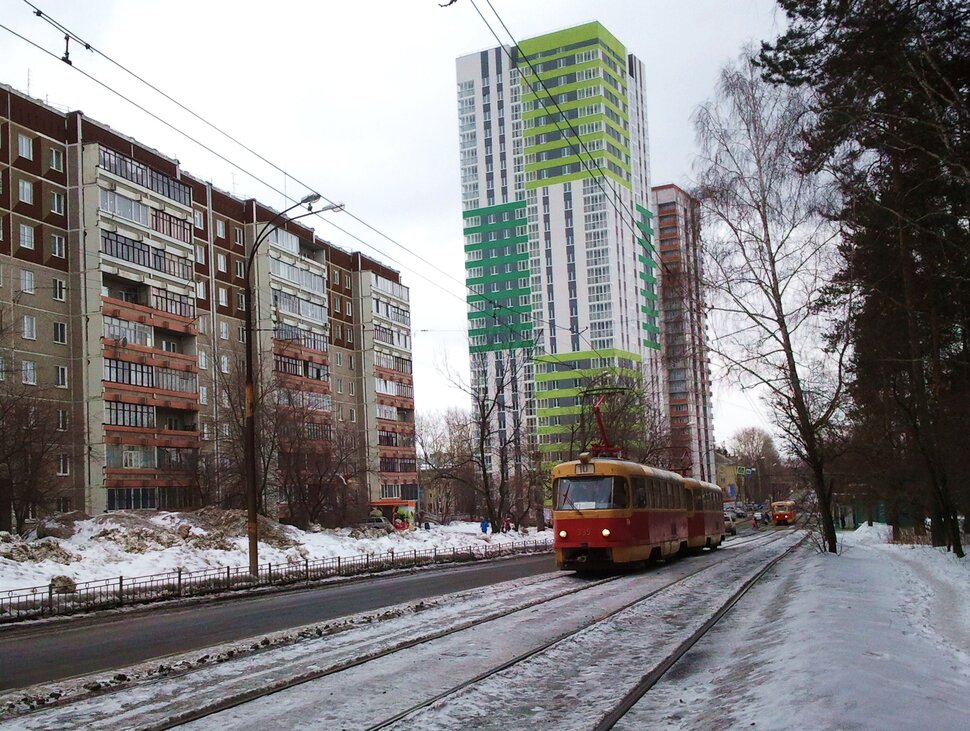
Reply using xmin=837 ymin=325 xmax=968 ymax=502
xmin=0 ymin=83 xmax=416 ymax=520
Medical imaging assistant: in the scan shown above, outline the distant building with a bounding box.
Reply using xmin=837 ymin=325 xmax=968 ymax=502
xmin=652 ymin=184 xmax=715 ymax=480
xmin=0 ymin=83 xmax=415 ymax=524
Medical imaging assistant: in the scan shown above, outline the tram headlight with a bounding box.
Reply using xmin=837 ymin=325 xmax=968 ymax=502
xmin=601 ymin=528 xmax=611 ymax=537
xmin=558 ymin=530 xmax=567 ymax=539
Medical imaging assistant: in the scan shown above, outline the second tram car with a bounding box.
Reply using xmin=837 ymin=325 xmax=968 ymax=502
xmin=552 ymin=452 xmax=725 ymax=571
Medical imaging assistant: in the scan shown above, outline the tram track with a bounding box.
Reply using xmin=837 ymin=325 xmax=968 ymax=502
xmin=359 ymin=530 xmax=795 ymax=731
xmin=3 ymin=530 xmax=795 ymax=730
xmin=592 ymin=531 xmax=809 ymax=730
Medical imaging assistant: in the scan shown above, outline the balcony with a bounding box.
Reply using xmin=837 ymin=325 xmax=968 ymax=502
xmin=99 ymin=147 xmax=191 ymax=207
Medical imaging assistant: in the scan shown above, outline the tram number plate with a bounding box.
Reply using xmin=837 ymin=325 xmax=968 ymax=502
xmin=575 ymin=464 xmax=595 ymax=474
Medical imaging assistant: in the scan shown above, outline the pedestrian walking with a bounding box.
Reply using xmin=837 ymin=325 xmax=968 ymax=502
xmin=480 ymin=518 xmax=489 ymax=534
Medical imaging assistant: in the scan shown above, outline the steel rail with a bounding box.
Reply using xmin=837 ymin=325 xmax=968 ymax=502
xmin=365 ymin=531 xmax=792 ymax=731
xmin=592 ymin=532 xmax=809 ymax=730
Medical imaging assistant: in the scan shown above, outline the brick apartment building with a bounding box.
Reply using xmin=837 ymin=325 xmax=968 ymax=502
xmin=0 ymin=83 xmax=417 ymax=527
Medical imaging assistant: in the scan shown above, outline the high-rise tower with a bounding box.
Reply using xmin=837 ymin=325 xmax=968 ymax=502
xmin=652 ymin=184 xmax=715 ymax=481
xmin=456 ymin=22 xmax=663 ymax=469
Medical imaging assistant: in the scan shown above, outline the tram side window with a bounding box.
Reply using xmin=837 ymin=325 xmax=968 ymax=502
xmin=632 ymin=477 xmax=647 ymax=508
xmin=612 ymin=479 xmax=629 ymax=509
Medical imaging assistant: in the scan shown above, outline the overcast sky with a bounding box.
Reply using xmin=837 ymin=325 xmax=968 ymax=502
xmin=0 ymin=0 xmax=782 ymax=446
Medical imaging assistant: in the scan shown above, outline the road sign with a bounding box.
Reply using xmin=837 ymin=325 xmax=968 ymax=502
xmin=736 ymin=466 xmax=745 ymax=476
xmin=745 ymin=468 xmax=753 ymax=475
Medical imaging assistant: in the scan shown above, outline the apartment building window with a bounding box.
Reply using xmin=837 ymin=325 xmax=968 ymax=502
xmin=196 ymin=281 xmax=207 ymax=300
xmin=194 ymin=210 xmax=204 ymax=229
xmin=55 ymin=366 xmax=68 ymax=387
xmin=57 ymin=409 xmax=68 ymax=431
xmin=22 ymin=315 xmax=36 ymax=340
xmin=220 ymin=355 xmax=230 ymax=374
xmin=54 ymin=322 xmax=67 ymax=344
xmin=346 ymin=327 xmax=353 ymax=344
xmin=57 ymin=454 xmax=70 ymax=476
xmin=199 ymin=385 xmax=208 ymax=404
xmin=53 ymin=278 xmax=66 ymax=301
xmin=219 ymin=321 xmax=229 ymax=340
xmin=335 ymin=378 xmax=343 ymax=394
xmin=236 ymin=291 xmax=246 ymax=310
xmin=195 ymin=245 xmax=206 ymax=264
xmin=20 ymin=269 xmax=35 ymax=294
xmin=218 ymin=286 xmax=228 ymax=307
xmin=50 ymin=148 xmax=64 ymax=171
xmin=235 ymin=260 xmax=244 ymax=278
xmin=198 ymin=350 xmax=208 ymax=369
xmin=234 ymin=226 xmax=244 ymax=245
xmin=18 ymin=134 xmax=32 ymax=159
xmin=0 ymin=356 xmax=4 ymax=381
xmin=349 ymin=408 xmax=356 ymax=423
xmin=217 ymin=253 xmax=227 ymax=272
xmin=20 ymin=223 xmax=34 ymax=250
xmin=216 ymin=219 xmax=226 ymax=238
xmin=201 ymin=423 xmax=210 ymax=440
xmin=18 ymin=179 xmax=33 ymax=204
xmin=349 ymin=381 xmax=355 ymax=396
xmin=22 ymin=361 xmax=36 ymax=384
xmin=335 ymin=352 xmax=343 ymax=367
xmin=237 ymin=326 xmax=246 ymax=343
xmin=51 ymin=191 xmax=65 ymax=215
xmin=52 ymin=234 xmax=66 ymax=258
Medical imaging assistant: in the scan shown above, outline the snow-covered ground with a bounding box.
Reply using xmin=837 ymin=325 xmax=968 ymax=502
xmin=2 ymin=523 xmax=967 ymax=729
xmin=0 ymin=509 xmax=546 ymax=593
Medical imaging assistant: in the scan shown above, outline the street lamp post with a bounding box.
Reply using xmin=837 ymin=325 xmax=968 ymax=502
xmin=244 ymin=193 xmax=342 ymax=577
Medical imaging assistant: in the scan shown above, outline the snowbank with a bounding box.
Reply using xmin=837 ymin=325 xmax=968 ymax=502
xmin=0 ymin=510 xmax=550 ymax=593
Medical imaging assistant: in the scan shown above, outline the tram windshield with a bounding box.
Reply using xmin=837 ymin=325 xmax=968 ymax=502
xmin=554 ymin=477 xmax=629 ymax=510
xmin=772 ymin=501 xmax=795 ymax=512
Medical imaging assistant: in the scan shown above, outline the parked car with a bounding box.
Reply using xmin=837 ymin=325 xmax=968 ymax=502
xmin=357 ymin=516 xmax=392 ymax=531
xmin=723 ymin=513 xmax=737 ymax=536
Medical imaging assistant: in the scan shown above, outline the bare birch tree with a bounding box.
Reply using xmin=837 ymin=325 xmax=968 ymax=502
xmin=694 ymin=51 xmax=848 ymax=553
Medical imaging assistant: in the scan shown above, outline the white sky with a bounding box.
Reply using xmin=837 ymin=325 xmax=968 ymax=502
xmin=5 ymin=523 xmax=968 ymax=729
xmin=0 ymin=0 xmax=782 ymax=445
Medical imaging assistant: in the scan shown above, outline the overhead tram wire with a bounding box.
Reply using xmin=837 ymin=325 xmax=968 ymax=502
xmin=470 ymin=0 xmax=669 ymax=276
xmin=20 ymin=2 xmax=576 ymax=348
xmin=19 ymin=2 xmax=577 ymax=349
xmin=2 ymin=18 xmax=575 ymax=356
xmin=464 ymin=0 xmax=631 ymax=366
xmin=469 ymin=0 xmax=676 ymax=373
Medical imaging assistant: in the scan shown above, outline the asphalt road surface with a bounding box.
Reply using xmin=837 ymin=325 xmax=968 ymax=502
xmin=0 ymin=552 xmax=556 ymax=691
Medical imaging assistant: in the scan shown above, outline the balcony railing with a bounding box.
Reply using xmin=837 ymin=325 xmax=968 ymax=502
xmin=99 ymin=147 xmax=191 ymax=207
xmin=102 ymin=231 xmax=192 ymax=281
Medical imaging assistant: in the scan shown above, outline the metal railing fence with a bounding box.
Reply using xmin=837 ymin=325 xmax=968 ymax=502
xmin=0 ymin=538 xmax=552 ymax=624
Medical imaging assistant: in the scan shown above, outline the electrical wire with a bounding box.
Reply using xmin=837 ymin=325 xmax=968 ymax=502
xmin=5 ymin=7 xmax=629 ymax=373
xmin=472 ymin=0 xmax=663 ymax=270
xmin=18 ymin=1 xmax=575 ymax=348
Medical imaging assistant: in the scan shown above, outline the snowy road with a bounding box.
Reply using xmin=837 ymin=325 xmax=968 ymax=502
xmin=0 ymin=530 xmax=797 ymax=730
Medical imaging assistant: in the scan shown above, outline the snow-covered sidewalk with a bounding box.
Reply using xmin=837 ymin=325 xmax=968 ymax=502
xmin=624 ymin=524 xmax=970 ymax=730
